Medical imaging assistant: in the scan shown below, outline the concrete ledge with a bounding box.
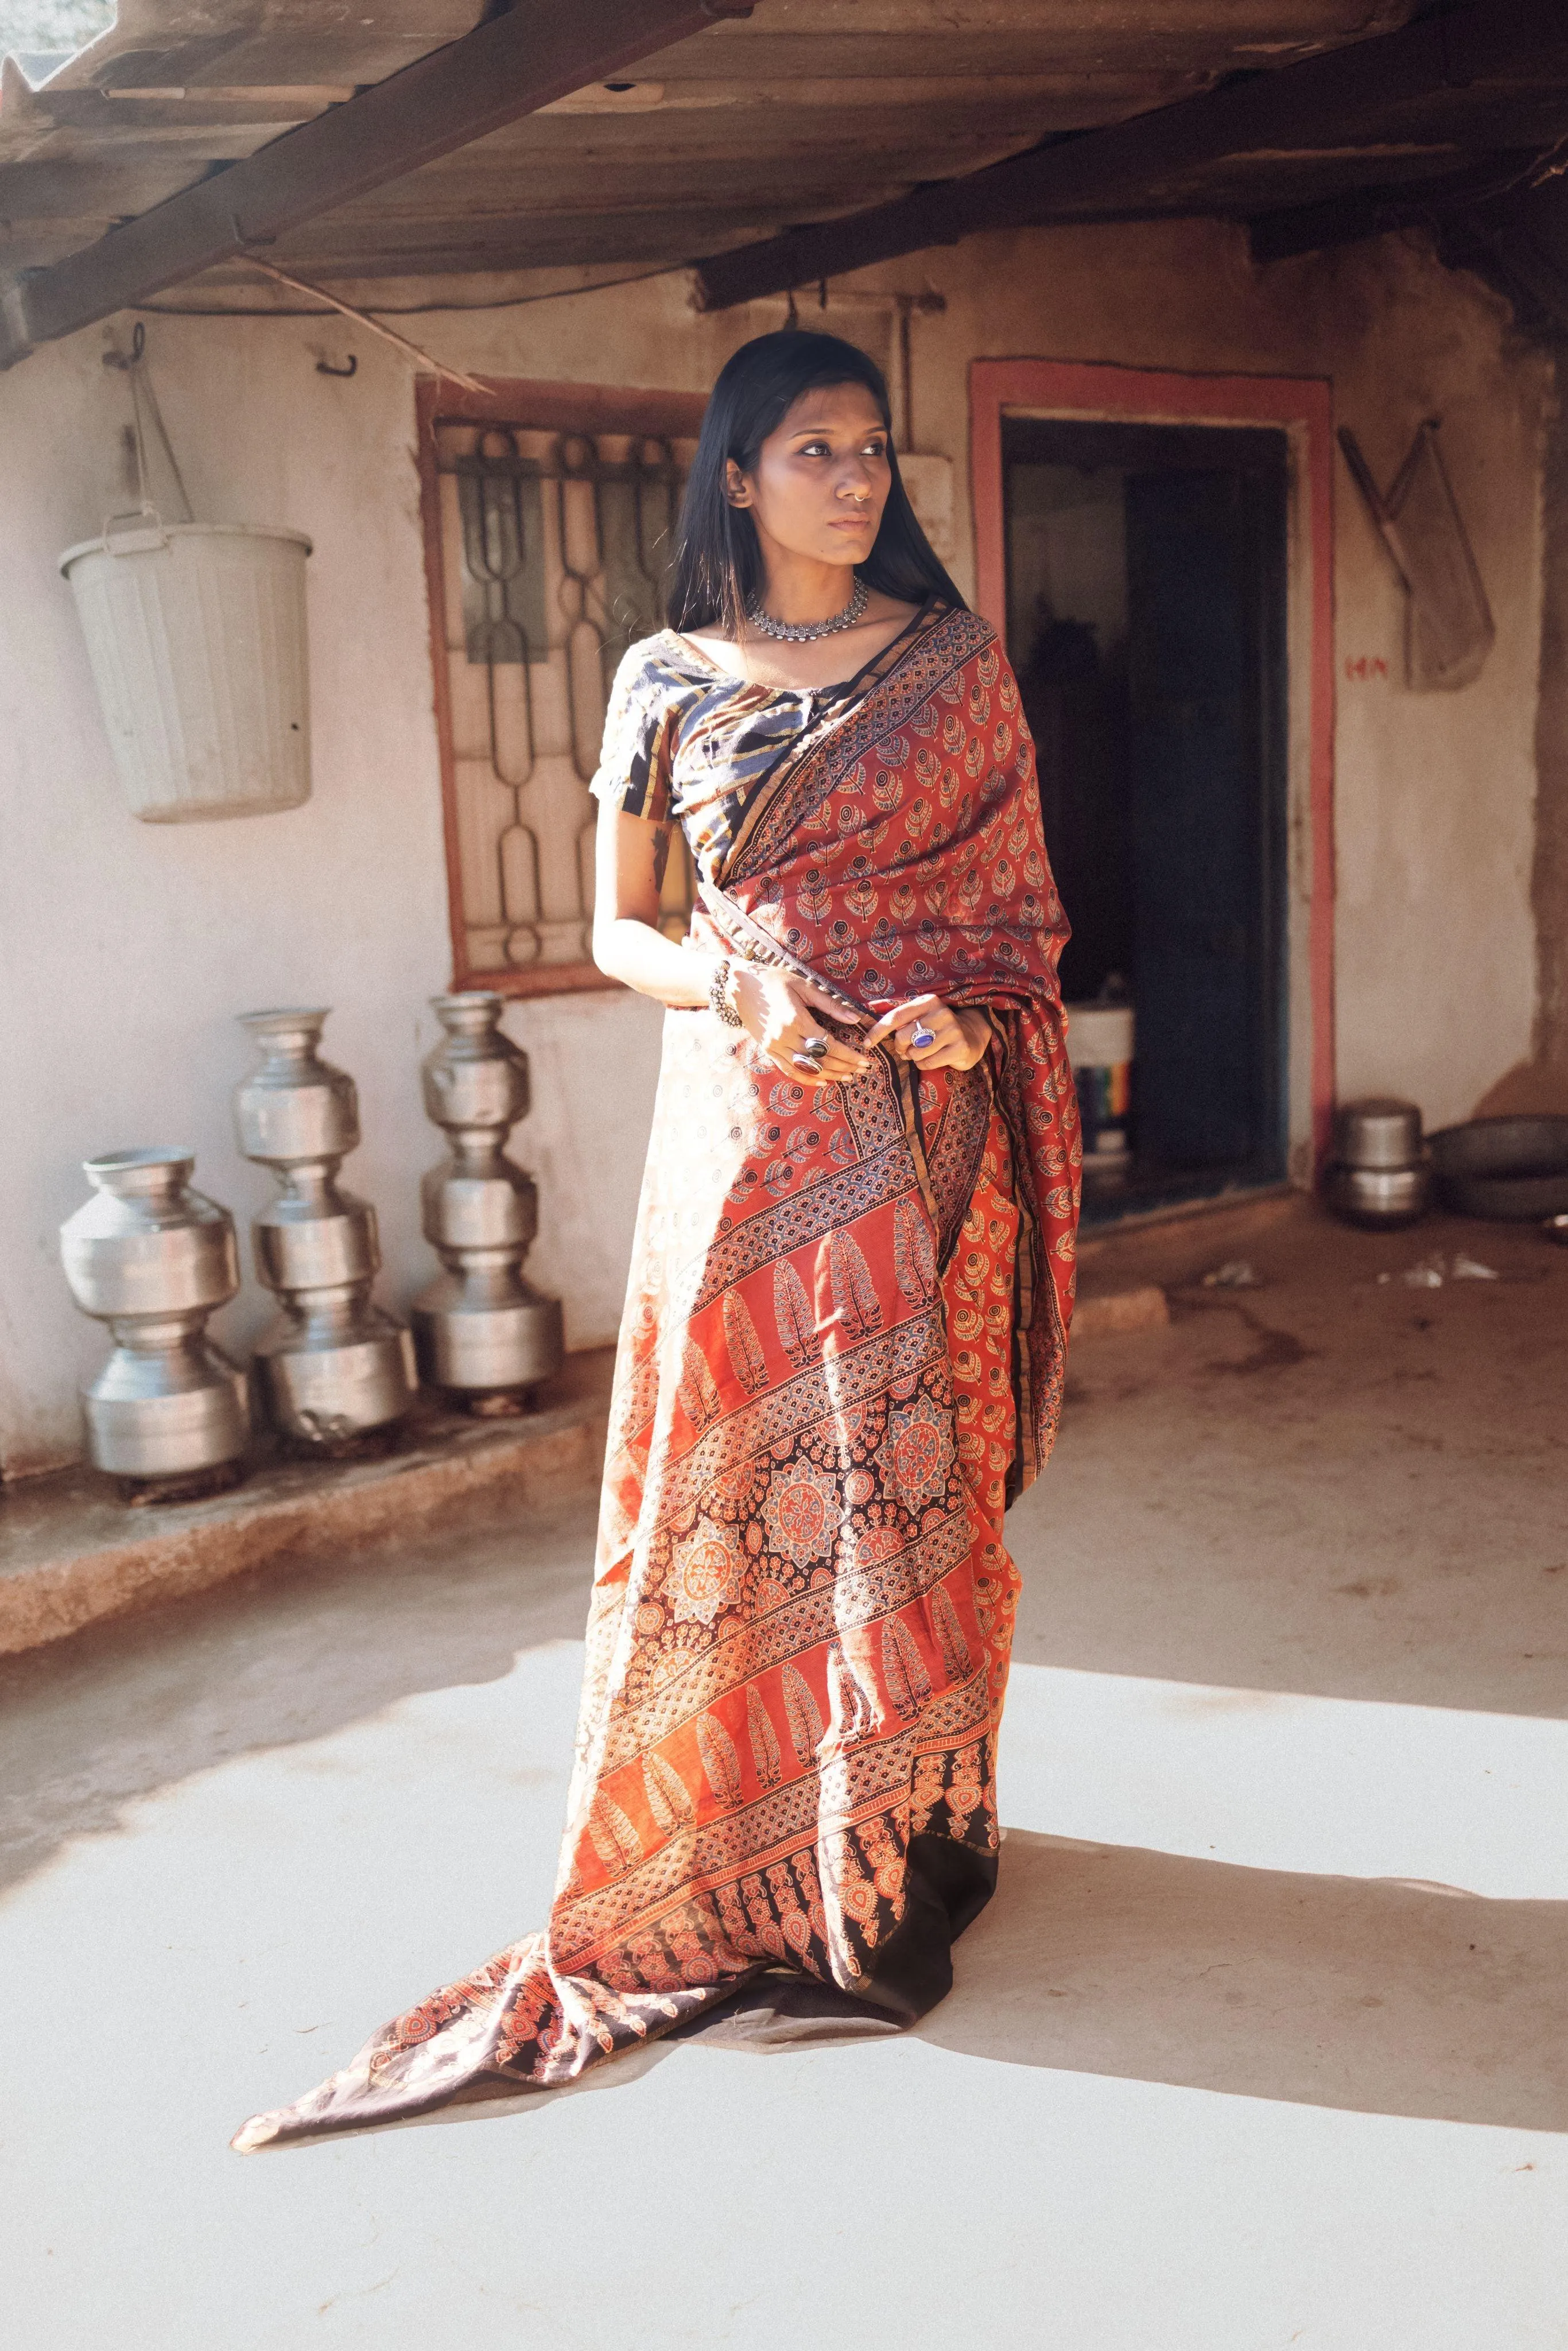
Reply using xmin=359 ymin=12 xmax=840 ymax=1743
xmin=1068 ymin=1190 xmax=1312 ymax=1344
xmin=0 ymin=1198 xmax=1307 ymax=1656
xmin=1072 ymin=1284 xmax=1171 ymax=1341
xmin=0 ymin=1350 xmax=612 ymax=1658
xmin=1077 ymin=1187 xmax=1302 ymax=1287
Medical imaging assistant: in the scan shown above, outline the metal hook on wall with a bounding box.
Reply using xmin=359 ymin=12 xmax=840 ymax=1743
xmin=100 ymin=319 xmax=148 ymax=369
xmin=316 ymin=354 xmax=358 ymax=379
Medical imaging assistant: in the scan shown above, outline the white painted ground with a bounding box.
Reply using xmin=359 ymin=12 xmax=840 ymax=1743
xmin=4 ymin=1641 xmax=1563 ymax=2350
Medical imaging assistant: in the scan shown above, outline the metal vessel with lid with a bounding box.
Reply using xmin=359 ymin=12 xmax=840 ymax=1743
xmin=1333 ymin=1096 xmax=1425 ymax=1172
xmin=1324 ymin=1095 xmax=1430 ymax=1228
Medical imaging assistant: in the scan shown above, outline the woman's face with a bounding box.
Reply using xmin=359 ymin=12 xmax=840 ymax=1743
xmin=727 ymin=381 xmax=892 ymax=570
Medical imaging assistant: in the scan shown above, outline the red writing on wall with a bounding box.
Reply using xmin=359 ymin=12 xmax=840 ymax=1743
xmin=1344 ymin=654 xmax=1389 ymax=681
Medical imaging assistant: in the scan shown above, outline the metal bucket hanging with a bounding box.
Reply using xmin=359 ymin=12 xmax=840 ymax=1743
xmin=59 ymin=325 xmax=313 ymax=822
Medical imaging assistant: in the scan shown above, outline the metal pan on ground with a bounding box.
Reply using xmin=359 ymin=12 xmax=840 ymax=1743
xmin=1428 ymin=1116 xmax=1568 ymax=1221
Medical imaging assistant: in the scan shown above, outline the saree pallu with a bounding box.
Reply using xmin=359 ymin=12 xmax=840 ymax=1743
xmin=234 ymin=603 xmax=1078 ymax=2152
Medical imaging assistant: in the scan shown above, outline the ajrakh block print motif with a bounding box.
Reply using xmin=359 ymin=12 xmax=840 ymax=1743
xmin=233 ymin=603 xmax=1076 ymax=2151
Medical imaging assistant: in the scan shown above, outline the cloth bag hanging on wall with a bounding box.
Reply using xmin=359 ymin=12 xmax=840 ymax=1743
xmin=1339 ymin=418 xmax=1495 ymax=691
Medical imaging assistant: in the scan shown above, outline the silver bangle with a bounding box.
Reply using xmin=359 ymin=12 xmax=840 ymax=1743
xmin=709 ymin=957 xmax=743 ymax=1028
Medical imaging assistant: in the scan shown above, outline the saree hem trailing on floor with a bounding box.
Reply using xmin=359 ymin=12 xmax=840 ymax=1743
xmin=233 ymin=602 xmax=1078 ymax=2154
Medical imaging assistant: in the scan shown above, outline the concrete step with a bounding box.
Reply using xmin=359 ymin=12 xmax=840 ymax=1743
xmin=0 ymin=1349 xmax=613 ymax=1658
xmin=0 ymin=1191 xmax=1309 ymax=1657
xmin=1073 ymin=1186 xmax=1306 ymax=1339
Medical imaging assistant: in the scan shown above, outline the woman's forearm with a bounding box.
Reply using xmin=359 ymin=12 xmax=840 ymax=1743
xmin=593 ymin=915 xmax=718 ymax=1008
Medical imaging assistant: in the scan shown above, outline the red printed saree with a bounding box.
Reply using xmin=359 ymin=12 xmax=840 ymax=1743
xmin=234 ymin=600 xmax=1078 ymax=2152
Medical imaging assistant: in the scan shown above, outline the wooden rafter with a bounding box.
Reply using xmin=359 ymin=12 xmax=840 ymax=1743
xmin=0 ymin=0 xmax=752 ymax=369
xmin=1247 ymin=158 xmax=1540 ymax=265
xmin=1248 ymin=159 xmax=1568 ymax=336
xmin=689 ymin=0 xmax=1568 ymax=311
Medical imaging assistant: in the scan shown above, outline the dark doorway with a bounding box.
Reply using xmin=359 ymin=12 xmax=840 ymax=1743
xmin=1004 ymin=417 xmax=1288 ymax=1221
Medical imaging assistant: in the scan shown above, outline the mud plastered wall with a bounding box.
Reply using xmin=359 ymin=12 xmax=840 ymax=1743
xmin=0 ymin=220 xmax=1548 ymax=1469
xmin=884 ymin=219 xmax=1548 ymax=1138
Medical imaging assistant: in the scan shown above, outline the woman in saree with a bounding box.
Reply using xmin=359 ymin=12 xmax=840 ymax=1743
xmin=234 ymin=330 xmax=1078 ymax=2152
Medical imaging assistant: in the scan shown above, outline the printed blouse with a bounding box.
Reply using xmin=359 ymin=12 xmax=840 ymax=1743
xmin=589 ymin=604 xmax=942 ymax=885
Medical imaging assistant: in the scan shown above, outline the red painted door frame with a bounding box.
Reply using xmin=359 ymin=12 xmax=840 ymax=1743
xmin=968 ymin=358 xmax=1336 ymax=1172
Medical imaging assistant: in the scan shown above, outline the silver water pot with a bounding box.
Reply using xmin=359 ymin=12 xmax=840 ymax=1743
xmin=1333 ymin=1097 xmax=1424 ymax=1170
xmin=1325 ymin=1095 xmax=1430 ymax=1228
xmin=59 ymin=1148 xmax=249 ymax=1480
xmin=1324 ymin=1161 xmax=1431 ymax=1229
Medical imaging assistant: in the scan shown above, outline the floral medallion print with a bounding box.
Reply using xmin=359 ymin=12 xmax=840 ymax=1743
xmin=665 ymin=1517 xmax=744 ymax=1627
xmin=874 ymin=1389 xmax=955 ymax=1514
xmin=763 ymin=1456 xmax=843 ymax=1569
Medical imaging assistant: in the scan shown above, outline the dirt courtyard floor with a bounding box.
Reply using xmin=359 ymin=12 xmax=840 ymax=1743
xmin=2 ymin=1196 xmax=1565 ymax=2349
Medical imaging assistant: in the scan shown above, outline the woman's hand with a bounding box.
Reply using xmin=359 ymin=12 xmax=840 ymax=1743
xmin=861 ymin=994 xmax=992 ymax=1072
xmin=731 ymin=964 xmax=871 ymax=1087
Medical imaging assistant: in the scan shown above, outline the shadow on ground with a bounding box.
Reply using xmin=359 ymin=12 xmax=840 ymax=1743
xmin=328 ymin=1825 xmax=1568 ymax=2146
xmin=917 ymin=1830 xmax=1568 ymax=2133
xmin=0 ymin=1488 xmax=597 ymax=1895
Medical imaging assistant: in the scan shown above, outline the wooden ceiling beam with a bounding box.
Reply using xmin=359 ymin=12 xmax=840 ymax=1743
xmin=1249 ymin=154 xmax=1568 ymax=338
xmin=690 ymin=0 xmax=1568 ymax=310
xmin=1439 ymin=174 xmax=1568 ymax=337
xmin=1245 ymin=156 xmax=1536 ymax=264
xmin=0 ymin=0 xmax=751 ymax=368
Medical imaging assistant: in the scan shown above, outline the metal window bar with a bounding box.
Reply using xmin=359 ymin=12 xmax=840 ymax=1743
xmin=435 ymin=422 xmax=697 ymax=977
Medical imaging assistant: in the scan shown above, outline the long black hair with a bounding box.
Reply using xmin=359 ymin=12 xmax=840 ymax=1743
xmin=667 ymin=329 xmax=964 ymax=634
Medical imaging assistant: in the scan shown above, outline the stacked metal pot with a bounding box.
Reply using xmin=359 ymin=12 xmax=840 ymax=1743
xmin=412 ymin=994 xmax=564 ymax=1413
xmin=1323 ymin=1096 xmax=1431 ymax=1229
xmin=58 ymin=995 xmax=562 ymax=1496
xmin=59 ymin=1148 xmax=249 ymax=1500
xmin=234 ymin=1008 xmax=417 ymax=1454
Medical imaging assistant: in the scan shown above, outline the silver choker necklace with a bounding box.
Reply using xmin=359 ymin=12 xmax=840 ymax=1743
xmin=746 ymin=576 xmax=868 ymax=642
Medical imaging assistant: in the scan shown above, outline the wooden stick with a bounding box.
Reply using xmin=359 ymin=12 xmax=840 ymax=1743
xmin=242 ymin=256 xmax=493 ymax=397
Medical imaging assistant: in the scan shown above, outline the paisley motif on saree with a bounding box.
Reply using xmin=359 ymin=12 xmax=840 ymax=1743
xmin=233 ymin=603 xmax=1077 ymax=2152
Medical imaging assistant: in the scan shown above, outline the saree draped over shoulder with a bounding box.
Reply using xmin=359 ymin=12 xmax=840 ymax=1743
xmin=234 ymin=602 xmax=1078 ymax=2152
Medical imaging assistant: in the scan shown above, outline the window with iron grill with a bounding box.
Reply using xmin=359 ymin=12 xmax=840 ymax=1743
xmin=418 ymin=382 xmax=704 ymax=994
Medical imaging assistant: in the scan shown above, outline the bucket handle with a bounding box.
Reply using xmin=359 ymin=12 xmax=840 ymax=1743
xmin=101 ymin=504 xmax=170 ymax=556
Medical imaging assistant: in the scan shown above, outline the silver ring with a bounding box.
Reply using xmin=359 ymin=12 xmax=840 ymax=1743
xmin=799 ymin=1035 xmax=828 ymax=1060
xmin=910 ymin=1022 xmax=937 ymax=1051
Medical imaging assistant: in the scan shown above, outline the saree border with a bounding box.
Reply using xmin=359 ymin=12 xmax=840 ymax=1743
xmin=693 ymin=602 xmax=1074 ymax=1505
xmin=721 ymin=603 xmax=993 ymax=887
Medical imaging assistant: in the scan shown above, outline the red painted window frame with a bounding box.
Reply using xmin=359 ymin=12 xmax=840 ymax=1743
xmin=968 ymin=357 xmax=1337 ymax=1171
xmin=414 ymin=374 xmax=710 ymax=1000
